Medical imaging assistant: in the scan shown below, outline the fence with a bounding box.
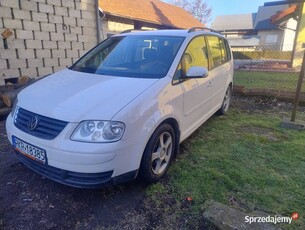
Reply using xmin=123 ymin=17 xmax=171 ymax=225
xmin=233 ymin=45 xmax=305 ymax=102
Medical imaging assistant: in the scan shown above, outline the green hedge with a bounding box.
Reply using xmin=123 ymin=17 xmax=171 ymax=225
xmin=233 ymin=50 xmax=292 ymax=60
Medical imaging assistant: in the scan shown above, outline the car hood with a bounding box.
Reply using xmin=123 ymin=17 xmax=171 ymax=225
xmin=18 ymin=69 xmax=159 ymax=122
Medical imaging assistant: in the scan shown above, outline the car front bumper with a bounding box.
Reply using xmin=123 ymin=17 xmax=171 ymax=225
xmin=5 ymin=114 xmax=143 ymax=188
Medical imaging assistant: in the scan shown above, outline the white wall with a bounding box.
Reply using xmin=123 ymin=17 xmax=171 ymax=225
xmin=282 ymin=18 xmax=297 ymax=51
xmin=257 ymin=30 xmax=284 ymax=49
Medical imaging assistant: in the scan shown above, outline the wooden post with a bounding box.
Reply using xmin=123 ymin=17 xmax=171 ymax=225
xmin=291 ymin=50 xmax=305 ymax=122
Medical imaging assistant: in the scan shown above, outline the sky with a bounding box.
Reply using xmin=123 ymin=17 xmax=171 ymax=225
xmin=206 ymin=0 xmax=282 ymax=25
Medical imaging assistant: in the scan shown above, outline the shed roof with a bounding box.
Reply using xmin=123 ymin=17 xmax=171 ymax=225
xmin=99 ymin=0 xmax=203 ymax=29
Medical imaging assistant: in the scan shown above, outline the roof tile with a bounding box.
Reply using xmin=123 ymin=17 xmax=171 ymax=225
xmin=271 ymin=4 xmax=298 ymax=23
xmin=99 ymin=0 xmax=203 ymax=29
xmin=254 ymin=4 xmax=289 ymax=30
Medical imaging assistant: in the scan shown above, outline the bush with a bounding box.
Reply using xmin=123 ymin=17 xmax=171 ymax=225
xmin=233 ymin=50 xmax=292 ymax=60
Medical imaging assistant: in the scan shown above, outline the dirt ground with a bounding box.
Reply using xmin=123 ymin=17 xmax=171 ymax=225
xmin=0 ymin=116 xmax=151 ymax=230
xmin=0 ymin=96 xmax=304 ymax=230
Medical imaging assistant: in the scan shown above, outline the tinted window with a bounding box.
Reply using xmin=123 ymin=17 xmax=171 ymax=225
xmin=206 ymin=36 xmax=231 ymax=69
xmin=70 ymin=35 xmax=185 ymax=79
xmin=219 ymin=38 xmax=227 ymax=62
xmin=174 ymin=36 xmax=208 ymax=80
xmin=223 ymin=38 xmax=232 ymax=61
xmin=206 ymin=36 xmax=223 ymax=69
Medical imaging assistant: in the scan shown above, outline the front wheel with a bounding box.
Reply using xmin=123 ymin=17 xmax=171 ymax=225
xmin=140 ymin=124 xmax=175 ymax=183
xmin=217 ymin=85 xmax=232 ymax=115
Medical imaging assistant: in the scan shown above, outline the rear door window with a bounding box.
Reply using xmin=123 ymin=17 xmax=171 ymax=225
xmin=206 ymin=36 xmax=230 ymax=69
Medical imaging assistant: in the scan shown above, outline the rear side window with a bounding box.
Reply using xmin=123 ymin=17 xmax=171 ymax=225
xmin=206 ymin=36 xmax=230 ymax=69
xmin=220 ymin=38 xmax=231 ymax=62
xmin=224 ymin=38 xmax=232 ymax=61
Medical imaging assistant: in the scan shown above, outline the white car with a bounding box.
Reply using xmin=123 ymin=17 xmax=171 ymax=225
xmin=6 ymin=28 xmax=233 ymax=188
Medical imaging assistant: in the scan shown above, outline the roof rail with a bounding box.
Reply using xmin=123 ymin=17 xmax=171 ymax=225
xmin=120 ymin=29 xmax=153 ymax=34
xmin=188 ymin=27 xmax=222 ymax=34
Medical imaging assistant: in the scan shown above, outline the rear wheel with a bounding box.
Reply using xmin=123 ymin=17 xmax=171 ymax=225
xmin=217 ymin=85 xmax=232 ymax=115
xmin=140 ymin=124 xmax=175 ymax=183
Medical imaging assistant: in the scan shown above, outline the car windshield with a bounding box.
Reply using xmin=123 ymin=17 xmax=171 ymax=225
xmin=70 ymin=35 xmax=185 ymax=78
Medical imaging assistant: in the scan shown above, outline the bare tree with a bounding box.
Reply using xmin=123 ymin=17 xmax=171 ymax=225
xmin=169 ymin=0 xmax=212 ymax=24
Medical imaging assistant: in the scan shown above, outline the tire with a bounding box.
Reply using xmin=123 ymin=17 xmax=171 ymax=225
xmin=217 ymin=85 xmax=232 ymax=115
xmin=140 ymin=124 xmax=175 ymax=183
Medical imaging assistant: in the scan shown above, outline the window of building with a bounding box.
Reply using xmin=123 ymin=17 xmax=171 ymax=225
xmin=265 ymin=35 xmax=278 ymax=44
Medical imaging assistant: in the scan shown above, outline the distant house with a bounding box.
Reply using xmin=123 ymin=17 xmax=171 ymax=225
xmin=271 ymin=4 xmax=302 ymax=67
xmin=211 ymin=13 xmax=259 ymax=50
xmin=255 ymin=3 xmax=297 ymax=51
xmin=211 ymin=1 xmax=297 ymax=51
xmin=98 ymin=0 xmax=203 ymax=39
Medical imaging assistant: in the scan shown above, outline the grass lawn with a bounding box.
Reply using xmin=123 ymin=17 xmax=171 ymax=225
xmin=143 ymin=98 xmax=305 ymax=229
xmin=234 ymin=70 xmax=303 ymax=91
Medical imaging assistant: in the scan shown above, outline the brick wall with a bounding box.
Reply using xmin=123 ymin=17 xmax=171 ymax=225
xmin=0 ymin=0 xmax=98 ymax=85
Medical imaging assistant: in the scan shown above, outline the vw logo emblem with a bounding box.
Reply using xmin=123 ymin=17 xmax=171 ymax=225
xmin=27 ymin=116 xmax=39 ymax=131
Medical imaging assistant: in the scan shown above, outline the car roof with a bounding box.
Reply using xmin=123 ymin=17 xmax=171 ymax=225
xmin=112 ymin=29 xmax=224 ymax=38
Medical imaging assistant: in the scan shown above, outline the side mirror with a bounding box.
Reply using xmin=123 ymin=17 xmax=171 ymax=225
xmin=185 ymin=66 xmax=209 ymax=79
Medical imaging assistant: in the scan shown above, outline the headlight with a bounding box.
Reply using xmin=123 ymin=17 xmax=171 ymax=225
xmin=11 ymin=98 xmax=18 ymax=118
xmin=71 ymin=121 xmax=125 ymax=143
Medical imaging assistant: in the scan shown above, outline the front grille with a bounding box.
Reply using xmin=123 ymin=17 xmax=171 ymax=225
xmin=15 ymin=151 xmax=114 ymax=188
xmin=14 ymin=107 xmax=68 ymax=140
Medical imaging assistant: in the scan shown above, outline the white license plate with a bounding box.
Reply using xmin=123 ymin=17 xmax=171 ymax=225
xmin=12 ymin=136 xmax=47 ymax=164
